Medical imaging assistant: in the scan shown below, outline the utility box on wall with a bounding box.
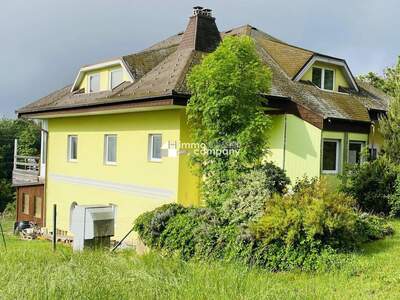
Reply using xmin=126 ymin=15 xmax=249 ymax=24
xmin=70 ymin=204 xmax=116 ymax=251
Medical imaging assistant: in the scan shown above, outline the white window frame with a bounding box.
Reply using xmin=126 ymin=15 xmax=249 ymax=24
xmin=109 ymin=68 xmax=123 ymax=90
xmin=104 ymin=134 xmax=117 ymax=165
xmin=322 ymin=139 xmax=340 ymax=174
xmin=88 ymin=73 xmax=100 ymax=93
xmin=148 ymin=134 xmax=162 ymax=162
xmin=67 ymin=135 xmax=78 ymax=162
xmin=348 ymin=141 xmax=365 ymax=164
xmin=312 ymin=67 xmax=335 ymax=91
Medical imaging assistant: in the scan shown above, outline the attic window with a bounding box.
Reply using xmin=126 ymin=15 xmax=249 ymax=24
xmin=110 ymin=68 xmax=123 ymax=90
xmin=312 ymin=67 xmax=334 ymax=91
xmin=88 ymin=73 xmax=100 ymax=93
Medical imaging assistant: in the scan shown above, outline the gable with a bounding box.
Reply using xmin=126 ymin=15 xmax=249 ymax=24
xmin=71 ymin=60 xmax=134 ymax=93
xmin=300 ymin=61 xmax=350 ymax=92
xmin=77 ymin=65 xmax=131 ymax=93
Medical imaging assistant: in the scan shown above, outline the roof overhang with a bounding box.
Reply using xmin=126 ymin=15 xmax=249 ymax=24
xmin=70 ymin=59 xmax=135 ymax=92
xmin=293 ymin=55 xmax=359 ymax=92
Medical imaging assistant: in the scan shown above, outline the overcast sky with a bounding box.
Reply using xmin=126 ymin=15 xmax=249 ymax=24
xmin=1 ymin=0 xmax=399 ymax=118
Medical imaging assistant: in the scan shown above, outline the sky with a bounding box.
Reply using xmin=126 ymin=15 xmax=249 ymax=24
xmin=0 ymin=0 xmax=399 ymax=118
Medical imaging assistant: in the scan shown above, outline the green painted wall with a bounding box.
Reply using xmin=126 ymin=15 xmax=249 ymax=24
xmin=268 ymin=114 xmax=322 ymax=184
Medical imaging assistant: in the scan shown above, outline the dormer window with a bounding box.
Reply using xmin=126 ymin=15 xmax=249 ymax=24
xmin=312 ymin=67 xmax=334 ymax=91
xmin=110 ymin=68 xmax=123 ymax=90
xmin=88 ymin=73 xmax=100 ymax=93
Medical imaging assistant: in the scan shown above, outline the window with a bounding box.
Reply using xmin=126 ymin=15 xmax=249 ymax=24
xmin=22 ymin=193 xmax=29 ymax=215
xmin=348 ymin=141 xmax=364 ymax=164
xmin=88 ymin=73 xmax=100 ymax=92
xmin=34 ymin=196 xmax=42 ymax=218
xmin=68 ymin=135 xmax=78 ymax=161
xmin=110 ymin=68 xmax=123 ymax=89
xmin=322 ymin=139 xmax=340 ymax=173
xmin=149 ymin=134 xmax=162 ymax=161
xmin=312 ymin=67 xmax=335 ymax=91
xmin=105 ymin=135 xmax=117 ymax=164
xmin=312 ymin=67 xmax=322 ymax=88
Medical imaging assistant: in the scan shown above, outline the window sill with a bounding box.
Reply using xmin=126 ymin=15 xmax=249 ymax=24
xmin=322 ymin=171 xmax=339 ymax=175
xmin=148 ymin=159 xmax=162 ymax=163
xmin=105 ymin=162 xmax=118 ymax=166
xmin=68 ymin=159 xmax=78 ymax=163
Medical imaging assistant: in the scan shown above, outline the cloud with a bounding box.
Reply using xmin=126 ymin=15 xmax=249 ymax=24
xmin=0 ymin=0 xmax=399 ymax=117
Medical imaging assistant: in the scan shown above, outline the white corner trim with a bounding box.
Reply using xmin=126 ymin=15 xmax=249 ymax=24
xmin=294 ymin=55 xmax=359 ymax=92
xmin=70 ymin=59 xmax=134 ymax=92
xmin=49 ymin=173 xmax=175 ymax=201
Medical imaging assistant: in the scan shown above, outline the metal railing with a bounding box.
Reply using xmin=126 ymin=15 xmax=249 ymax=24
xmin=12 ymin=140 xmax=41 ymax=185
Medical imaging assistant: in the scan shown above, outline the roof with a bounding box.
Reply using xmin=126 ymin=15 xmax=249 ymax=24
xmin=18 ymin=16 xmax=389 ymax=125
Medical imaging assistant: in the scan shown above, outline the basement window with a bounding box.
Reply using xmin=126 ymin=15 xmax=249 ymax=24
xmin=348 ymin=141 xmax=365 ymax=164
xmin=88 ymin=73 xmax=100 ymax=93
xmin=312 ymin=67 xmax=334 ymax=91
xmin=68 ymin=135 xmax=78 ymax=162
xmin=105 ymin=135 xmax=117 ymax=165
xmin=149 ymin=134 xmax=162 ymax=162
xmin=322 ymin=139 xmax=340 ymax=174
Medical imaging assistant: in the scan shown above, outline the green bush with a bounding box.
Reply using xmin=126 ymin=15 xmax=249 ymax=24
xmin=340 ymin=157 xmax=398 ymax=215
xmin=253 ymin=179 xmax=361 ymax=250
xmin=134 ymin=179 xmax=393 ymax=271
xmin=388 ymin=175 xmax=400 ymax=217
xmin=220 ymin=163 xmax=289 ymax=225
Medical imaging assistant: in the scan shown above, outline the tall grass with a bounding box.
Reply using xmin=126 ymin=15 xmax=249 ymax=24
xmin=0 ymin=219 xmax=399 ymax=299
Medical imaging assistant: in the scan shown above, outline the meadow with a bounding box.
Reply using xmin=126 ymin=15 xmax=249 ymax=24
xmin=1 ymin=217 xmax=400 ymax=299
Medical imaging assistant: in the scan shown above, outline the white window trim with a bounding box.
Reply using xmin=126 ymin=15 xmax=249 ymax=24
xmin=109 ymin=68 xmax=123 ymax=90
xmin=149 ymin=134 xmax=162 ymax=162
xmin=312 ymin=67 xmax=335 ymax=91
xmin=67 ymin=135 xmax=78 ymax=162
xmin=293 ymin=55 xmax=359 ymax=92
xmin=88 ymin=73 xmax=100 ymax=93
xmin=104 ymin=134 xmax=117 ymax=165
xmin=322 ymin=139 xmax=340 ymax=174
xmin=348 ymin=141 xmax=365 ymax=164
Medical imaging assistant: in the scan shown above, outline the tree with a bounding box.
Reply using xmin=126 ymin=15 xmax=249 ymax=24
xmin=358 ymin=56 xmax=400 ymax=97
xmin=379 ymin=78 xmax=400 ymax=163
xmin=0 ymin=118 xmax=40 ymax=212
xmin=186 ymin=36 xmax=272 ymax=207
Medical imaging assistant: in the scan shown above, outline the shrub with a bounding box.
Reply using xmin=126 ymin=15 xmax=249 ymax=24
xmin=388 ymin=175 xmax=400 ymax=217
xmin=133 ymin=203 xmax=188 ymax=247
xmin=355 ymin=212 xmax=394 ymax=242
xmin=340 ymin=157 xmax=398 ymax=215
xmin=253 ymin=179 xmax=360 ymax=250
xmin=220 ymin=163 xmax=289 ymax=225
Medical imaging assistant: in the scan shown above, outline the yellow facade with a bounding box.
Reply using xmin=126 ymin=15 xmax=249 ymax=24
xmin=45 ymin=108 xmax=199 ymax=242
xmin=268 ymin=114 xmax=322 ymax=184
xmin=301 ymin=61 xmax=349 ymax=92
xmin=78 ymin=65 xmax=131 ymax=92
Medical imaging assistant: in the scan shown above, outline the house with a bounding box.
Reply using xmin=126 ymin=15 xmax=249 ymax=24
xmin=14 ymin=7 xmax=389 ymax=242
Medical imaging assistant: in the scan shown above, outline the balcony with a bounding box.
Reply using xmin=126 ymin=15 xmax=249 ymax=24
xmin=12 ymin=140 xmax=44 ymax=186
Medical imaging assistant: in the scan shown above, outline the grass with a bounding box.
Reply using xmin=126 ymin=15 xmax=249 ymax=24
xmin=1 ymin=217 xmax=400 ymax=299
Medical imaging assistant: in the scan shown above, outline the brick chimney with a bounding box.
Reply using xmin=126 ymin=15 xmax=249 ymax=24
xmin=178 ymin=7 xmax=221 ymax=52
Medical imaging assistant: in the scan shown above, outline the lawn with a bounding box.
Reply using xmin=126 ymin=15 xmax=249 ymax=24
xmin=1 ymin=217 xmax=400 ymax=299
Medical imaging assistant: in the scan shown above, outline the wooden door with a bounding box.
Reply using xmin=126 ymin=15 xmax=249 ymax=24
xmin=16 ymin=184 xmax=44 ymax=227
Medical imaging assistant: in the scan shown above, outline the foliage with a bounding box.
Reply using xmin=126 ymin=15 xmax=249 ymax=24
xmin=0 ymin=118 xmax=41 ymax=180
xmin=221 ymin=164 xmax=289 ymax=225
xmin=0 ymin=180 xmax=14 ymax=212
xmin=379 ymin=88 xmax=400 ymax=164
xmin=340 ymin=157 xmax=398 ymax=215
xmin=388 ymin=175 xmax=400 ymax=217
xmin=134 ymin=178 xmax=392 ymax=271
xmin=186 ymin=36 xmax=272 ymax=207
xmin=357 ymin=56 xmax=400 ymax=97
xmin=2 ymin=200 xmax=16 ymax=218
xmin=253 ymin=179 xmax=361 ymax=250
xmin=355 ymin=212 xmax=394 ymax=242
